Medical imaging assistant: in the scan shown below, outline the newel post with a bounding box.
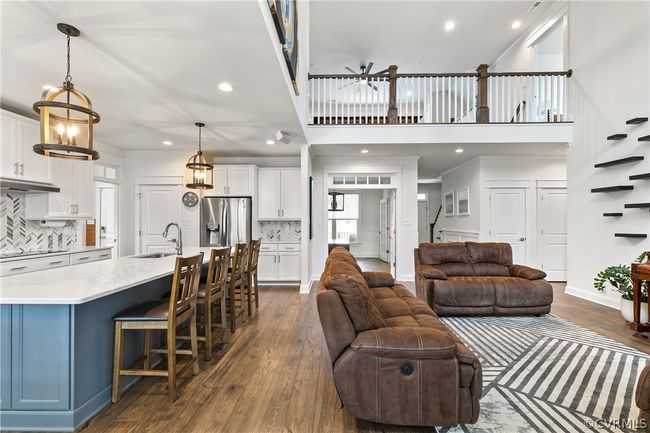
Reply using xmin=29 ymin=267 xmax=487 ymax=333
xmin=388 ymin=65 xmax=398 ymax=124
xmin=476 ymin=64 xmax=489 ymax=123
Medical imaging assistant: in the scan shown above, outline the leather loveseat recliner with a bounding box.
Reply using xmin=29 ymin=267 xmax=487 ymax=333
xmin=316 ymin=247 xmax=482 ymax=427
xmin=415 ymin=242 xmax=553 ymax=315
xmin=638 ymin=364 xmax=650 ymax=432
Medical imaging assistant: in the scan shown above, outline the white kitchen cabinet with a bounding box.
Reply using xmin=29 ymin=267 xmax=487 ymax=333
xmin=0 ymin=109 xmax=50 ymax=183
xmin=25 ymin=158 xmax=94 ymax=219
xmin=257 ymin=168 xmax=300 ymax=220
xmin=211 ymin=165 xmax=255 ymax=196
xmin=0 ymin=248 xmax=112 ymax=276
xmin=257 ymin=243 xmax=301 ymax=282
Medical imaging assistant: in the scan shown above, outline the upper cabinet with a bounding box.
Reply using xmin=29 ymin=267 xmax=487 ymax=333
xmin=257 ymin=168 xmax=301 ymax=220
xmin=211 ymin=165 xmax=255 ymax=197
xmin=1 ymin=110 xmax=50 ymax=183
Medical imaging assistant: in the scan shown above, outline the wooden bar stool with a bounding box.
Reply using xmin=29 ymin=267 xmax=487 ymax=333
xmin=228 ymin=242 xmax=249 ymax=333
xmin=245 ymin=239 xmax=261 ymax=314
xmin=111 ymin=253 xmax=203 ymax=403
xmin=197 ymin=248 xmax=230 ymax=360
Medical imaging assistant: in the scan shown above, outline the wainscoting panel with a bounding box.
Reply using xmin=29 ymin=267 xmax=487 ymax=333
xmin=440 ymin=230 xmax=480 ymax=243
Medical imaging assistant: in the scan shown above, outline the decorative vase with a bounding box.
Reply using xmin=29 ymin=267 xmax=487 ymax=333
xmin=620 ymin=298 xmax=649 ymax=324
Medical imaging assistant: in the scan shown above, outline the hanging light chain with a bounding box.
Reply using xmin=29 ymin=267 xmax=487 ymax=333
xmin=198 ymin=124 xmax=202 ymax=153
xmin=65 ymin=34 xmax=72 ymax=83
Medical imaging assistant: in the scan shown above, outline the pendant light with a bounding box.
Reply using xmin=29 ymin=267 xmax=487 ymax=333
xmin=328 ymin=191 xmax=345 ymax=212
xmin=186 ymin=122 xmax=213 ymax=189
xmin=33 ymin=23 xmax=100 ymax=160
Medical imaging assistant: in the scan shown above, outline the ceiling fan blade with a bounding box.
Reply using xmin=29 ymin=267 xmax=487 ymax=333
xmin=365 ymin=62 xmax=374 ymax=74
xmin=369 ymin=83 xmax=379 ymax=91
xmin=338 ymin=82 xmax=355 ymax=89
xmin=344 ymin=66 xmax=358 ymax=74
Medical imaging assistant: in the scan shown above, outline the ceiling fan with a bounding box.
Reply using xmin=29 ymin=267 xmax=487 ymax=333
xmin=340 ymin=63 xmax=379 ymax=91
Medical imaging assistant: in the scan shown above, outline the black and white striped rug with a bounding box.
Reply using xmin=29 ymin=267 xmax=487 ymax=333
xmin=439 ymin=315 xmax=649 ymax=433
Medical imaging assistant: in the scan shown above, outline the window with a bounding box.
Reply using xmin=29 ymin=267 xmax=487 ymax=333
xmin=328 ymin=193 xmax=359 ymax=243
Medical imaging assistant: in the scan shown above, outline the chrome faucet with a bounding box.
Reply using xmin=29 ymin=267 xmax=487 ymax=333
xmin=162 ymin=222 xmax=183 ymax=255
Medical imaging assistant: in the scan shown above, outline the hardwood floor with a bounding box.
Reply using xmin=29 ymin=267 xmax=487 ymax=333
xmin=357 ymin=258 xmax=390 ymax=273
xmin=80 ymin=284 xmax=649 ymax=433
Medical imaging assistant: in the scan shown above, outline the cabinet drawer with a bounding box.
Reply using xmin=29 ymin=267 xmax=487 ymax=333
xmin=1 ymin=255 xmax=70 ymax=276
xmin=278 ymin=243 xmax=300 ymax=252
xmin=69 ymin=249 xmax=112 ymax=264
xmin=260 ymin=244 xmax=279 ymax=252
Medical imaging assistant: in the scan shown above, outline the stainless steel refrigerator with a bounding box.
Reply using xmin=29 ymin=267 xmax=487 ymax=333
xmin=201 ymin=197 xmax=252 ymax=247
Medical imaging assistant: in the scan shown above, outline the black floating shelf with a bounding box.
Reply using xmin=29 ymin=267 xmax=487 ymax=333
xmin=594 ymin=156 xmax=644 ymax=168
xmin=639 ymin=135 xmax=650 ymax=141
xmin=630 ymin=173 xmax=650 ymax=180
xmin=615 ymin=233 xmax=647 ymax=239
xmin=603 ymin=212 xmax=623 ymax=217
xmin=627 ymin=117 xmax=648 ymax=125
xmin=591 ymin=185 xmax=633 ymax=193
xmin=607 ymin=133 xmax=628 ymax=140
xmin=624 ymin=203 xmax=650 ymax=209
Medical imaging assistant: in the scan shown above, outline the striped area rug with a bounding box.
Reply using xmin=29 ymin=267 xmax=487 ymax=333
xmin=438 ymin=315 xmax=649 ymax=433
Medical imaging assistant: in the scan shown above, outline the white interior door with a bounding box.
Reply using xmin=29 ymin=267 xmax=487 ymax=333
xmin=139 ymin=184 xmax=181 ymax=253
xmin=98 ymin=184 xmax=117 ymax=249
xmin=539 ymin=188 xmax=567 ymax=281
xmin=417 ymin=201 xmax=429 ymax=244
xmin=489 ymin=188 xmax=526 ymax=264
xmin=388 ymin=191 xmax=397 ymax=276
xmin=379 ymin=199 xmax=388 ymax=262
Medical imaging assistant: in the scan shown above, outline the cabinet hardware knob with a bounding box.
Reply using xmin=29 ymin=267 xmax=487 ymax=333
xmin=49 ymin=261 xmax=63 ymax=265
xmin=10 ymin=266 xmax=27 ymax=271
xmin=13 ymin=162 xmax=19 ymax=175
xmin=19 ymin=163 xmax=24 ymax=176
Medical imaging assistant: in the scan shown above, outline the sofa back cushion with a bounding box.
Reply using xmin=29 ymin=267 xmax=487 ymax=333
xmin=418 ymin=243 xmax=474 ymax=276
xmin=466 ymin=242 xmax=512 ymax=276
xmin=322 ymin=251 xmax=385 ymax=332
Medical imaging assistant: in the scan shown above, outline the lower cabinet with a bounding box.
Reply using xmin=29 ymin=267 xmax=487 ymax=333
xmin=258 ymin=243 xmax=301 ymax=282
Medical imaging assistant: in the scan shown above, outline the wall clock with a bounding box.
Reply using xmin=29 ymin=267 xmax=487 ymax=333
xmin=182 ymin=191 xmax=199 ymax=208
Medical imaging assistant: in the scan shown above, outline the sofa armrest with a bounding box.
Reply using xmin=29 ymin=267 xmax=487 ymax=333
xmin=351 ymin=327 xmax=456 ymax=359
xmin=509 ymin=264 xmax=547 ymax=280
xmin=636 ymin=364 xmax=650 ymax=410
xmin=362 ymin=271 xmax=395 ymax=288
xmin=416 ymin=265 xmax=448 ymax=280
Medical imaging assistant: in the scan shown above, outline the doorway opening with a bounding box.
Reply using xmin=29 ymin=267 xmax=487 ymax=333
xmin=328 ymin=188 xmax=396 ymax=275
xmin=94 ymin=180 xmax=119 ymax=253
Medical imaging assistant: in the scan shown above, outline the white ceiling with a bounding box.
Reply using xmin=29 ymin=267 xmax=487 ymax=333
xmin=309 ymin=0 xmax=552 ymax=74
xmin=1 ymin=1 xmax=305 ymax=156
xmin=311 ymin=142 xmax=567 ymax=178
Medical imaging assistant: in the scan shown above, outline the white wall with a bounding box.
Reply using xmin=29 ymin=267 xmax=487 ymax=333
xmin=564 ymin=1 xmax=650 ymax=307
xmin=350 ymin=190 xmax=382 ymax=258
xmin=310 ymin=156 xmax=419 ymax=283
xmin=439 ymin=158 xmax=482 ymax=234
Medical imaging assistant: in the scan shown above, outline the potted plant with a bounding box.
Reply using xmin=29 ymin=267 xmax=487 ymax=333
xmin=594 ymin=252 xmax=648 ymax=323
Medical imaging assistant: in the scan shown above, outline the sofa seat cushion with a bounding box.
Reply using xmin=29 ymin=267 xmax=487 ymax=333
xmin=419 ymin=242 xmax=469 ymax=265
xmin=493 ymin=277 xmax=553 ymax=308
xmin=374 ymin=298 xmax=414 ymax=318
xmin=434 ymin=277 xmax=497 ymax=307
xmin=383 ymin=315 xmax=462 ymax=344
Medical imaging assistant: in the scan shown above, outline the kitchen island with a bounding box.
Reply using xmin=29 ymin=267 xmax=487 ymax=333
xmin=0 ymin=248 xmax=213 ymax=432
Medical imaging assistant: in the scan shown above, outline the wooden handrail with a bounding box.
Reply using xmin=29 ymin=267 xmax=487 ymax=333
xmin=307 ymin=73 xmax=390 ymax=79
xmin=396 ymin=72 xmax=479 ymax=78
xmin=308 ymin=69 xmax=573 ymax=80
xmin=488 ymin=69 xmax=573 ymax=78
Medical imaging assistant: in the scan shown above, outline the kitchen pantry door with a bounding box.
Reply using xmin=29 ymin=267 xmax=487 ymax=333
xmin=489 ymin=188 xmax=527 ymax=264
xmin=138 ymin=184 xmax=182 ymax=253
xmin=538 ymin=188 xmax=567 ymax=281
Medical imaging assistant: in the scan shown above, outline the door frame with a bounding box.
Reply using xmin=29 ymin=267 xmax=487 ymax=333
xmin=94 ymin=180 xmax=119 ymax=254
xmin=134 ymin=176 xmax=183 ymax=255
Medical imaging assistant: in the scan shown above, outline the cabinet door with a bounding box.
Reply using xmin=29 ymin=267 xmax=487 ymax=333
xmin=277 ymin=252 xmax=300 ymax=280
xmin=257 ymin=169 xmax=281 ymax=219
xmin=73 ymin=160 xmax=94 ymax=217
xmin=1 ymin=114 xmax=18 ymax=178
xmin=18 ymin=120 xmax=50 ymax=183
xmin=227 ymin=166 xmax=252 ymax=196
xmin=281 ymin=169 xmax=301 ymax=219
xmin=47 ymin=158 xmax=75 ymax=217
xmin=257 ymin=252 xmax=277 ymax=281
xmin=0 ymin=305 xmax=11 ymax=410
xmin=213 ymin=167 xmax=228 ymax=195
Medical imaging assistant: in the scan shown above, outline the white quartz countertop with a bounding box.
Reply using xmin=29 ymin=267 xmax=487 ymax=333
xmin=0 ymin=246 xmax=114 ymax=263
xmin=0 ymin=248 xmax=215 ymax=305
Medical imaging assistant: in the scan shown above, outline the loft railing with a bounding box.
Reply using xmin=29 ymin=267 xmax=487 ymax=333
xmin=308 ymin=64 xmax=572 ymax=126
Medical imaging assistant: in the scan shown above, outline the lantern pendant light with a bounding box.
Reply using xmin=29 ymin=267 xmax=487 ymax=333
xmin=328 ymin=191 xmax=345 ymax=212
xmin=33 ymin=23 xmax=100 ymax=160
xmin=186 ymin=122 xmax=214 ymax=189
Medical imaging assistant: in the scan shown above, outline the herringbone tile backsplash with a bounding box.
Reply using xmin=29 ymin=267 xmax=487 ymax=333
xmin=0 ymin=193 xmax=78 ymax=253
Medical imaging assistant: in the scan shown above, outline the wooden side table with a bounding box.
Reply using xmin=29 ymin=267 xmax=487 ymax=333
xmin=630 ymin=251 xmax=650 ymax=335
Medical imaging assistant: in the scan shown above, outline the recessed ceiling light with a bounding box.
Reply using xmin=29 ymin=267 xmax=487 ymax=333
xmin=361 ymin=149 xmax=369 ymax=154
xmin=444 ymin=20 xmax=455 ymax=31
xmin=512 ymin=20 xmax=522 ymax=29
xmin=163 ymin=140 xmax=173 ymax=146
xmin=266 ymin=140 xmax=275 ymax=145
xmin=42 ymin=84 xmax=54 ymax=90
xmin=455 ymin=148 xmax=464 ymax=153
xmin=218 ymin=82 xmax=234 ymax=92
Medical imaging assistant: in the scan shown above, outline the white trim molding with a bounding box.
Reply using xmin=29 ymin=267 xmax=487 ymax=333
xmin=565 ymin=285 xmax=621 ymax=310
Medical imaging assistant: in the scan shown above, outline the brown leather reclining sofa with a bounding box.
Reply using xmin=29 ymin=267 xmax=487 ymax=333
xmin=415 ymin=242 xmax=553 ymax=315
xmin=639 ymin=364 xmax=650 ymax=432
xmin=316 ymin=247 xmax=482 ymax=427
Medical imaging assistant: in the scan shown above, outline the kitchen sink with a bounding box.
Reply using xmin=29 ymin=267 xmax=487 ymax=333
xmin=132 ymin=252 xmax=177 ymax=258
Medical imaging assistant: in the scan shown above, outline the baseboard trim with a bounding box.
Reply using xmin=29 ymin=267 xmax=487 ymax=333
xmin=565 ymin=285 xmax=620 ymax=310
